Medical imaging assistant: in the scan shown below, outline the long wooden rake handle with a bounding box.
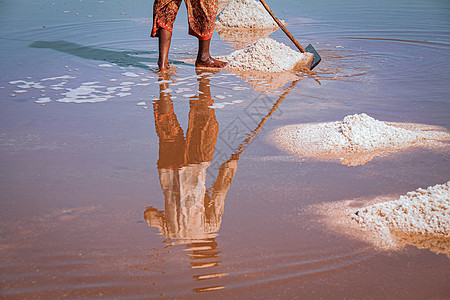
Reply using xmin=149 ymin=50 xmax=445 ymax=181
xmin=259 ymin=0 xmax=306 ymax=53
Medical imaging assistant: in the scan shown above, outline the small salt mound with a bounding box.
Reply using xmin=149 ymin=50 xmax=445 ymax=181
xmin=272 ymin=113 xmax=450 ymax=165
xmin=351 ymin=182 xmax=450 ymax=254
xmin=220 ymin=38 xmax=312 ymax=72
xmin=215 ymin=0 xmax=280 ymax=29
xmin=338 ymin=113 xmax=423 ymax=152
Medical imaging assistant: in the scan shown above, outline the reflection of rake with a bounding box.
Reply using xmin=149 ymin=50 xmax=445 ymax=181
xmin=260 ymin=0 xmax=322 ymax=70
xmin=206 ymin=78 xmax=300 ymax=196
xmin=229 ymin=79 xmax=301 ymax=160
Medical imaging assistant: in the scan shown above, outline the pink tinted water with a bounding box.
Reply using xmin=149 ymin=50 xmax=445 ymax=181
xmin=0 ymin=0 xmax=449 ymax=298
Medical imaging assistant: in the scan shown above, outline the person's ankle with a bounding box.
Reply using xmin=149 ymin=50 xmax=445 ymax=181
xmin=196 ymin=54 xmax=211 ymax=64
xmin=158 ymin=59 xmax=169 ymax=72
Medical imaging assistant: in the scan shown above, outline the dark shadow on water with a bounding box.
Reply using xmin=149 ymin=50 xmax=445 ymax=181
xmin=29 ymin=40 xmax=191 ymax=71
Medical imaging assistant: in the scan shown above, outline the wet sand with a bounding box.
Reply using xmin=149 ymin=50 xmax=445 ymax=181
xmin=1 ymin=0 xmax=450 ymax=298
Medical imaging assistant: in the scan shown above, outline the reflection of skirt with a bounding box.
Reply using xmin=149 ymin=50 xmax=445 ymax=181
xmin=151 ymin=0 xmax=218 ymax=40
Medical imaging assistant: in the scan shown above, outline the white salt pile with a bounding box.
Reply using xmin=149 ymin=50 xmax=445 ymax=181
xmin=219 ymin=38 xmax=313 ymax=72
xmin=215 ymin=0 xmax=280 ymax=29
xmin=271 ymin=113 xmax=450 ymax=165
xmin=310 ymin=182 xmax=450 ymax=257
xmin=351 ymin=182 xmax=450 ymax=255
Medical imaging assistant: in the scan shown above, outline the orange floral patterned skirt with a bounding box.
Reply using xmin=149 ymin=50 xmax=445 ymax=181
xmin=152 ymin=0 xmax=218 ymax=41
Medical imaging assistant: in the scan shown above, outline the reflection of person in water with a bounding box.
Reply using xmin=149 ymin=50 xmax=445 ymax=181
xmin=145 ymin=70 xmax=237 ymax=242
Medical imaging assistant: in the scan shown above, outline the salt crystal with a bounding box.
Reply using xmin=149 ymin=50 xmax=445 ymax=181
xmin=350 ymin=181 xmax=450 ymax=251
xmin=219 ymin=38 xmax=312 ymax=72
xmin=272 ymin=113 xmax=450 ymax=166
xmin=216 ymin=0 xmax=280 ymax=29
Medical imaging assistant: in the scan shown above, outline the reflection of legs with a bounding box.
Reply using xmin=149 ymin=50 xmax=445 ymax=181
xmin=185 ymin=74 xmax=219 ymax=164
xmin=154 ymin=76 xmax=186 ymax=169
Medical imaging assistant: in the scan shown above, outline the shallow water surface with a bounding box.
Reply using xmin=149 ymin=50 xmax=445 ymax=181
xmin=0 ymin=0 xmax=449 ymax=298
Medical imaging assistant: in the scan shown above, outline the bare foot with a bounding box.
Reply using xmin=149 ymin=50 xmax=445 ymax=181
xmin=195 ymin=56 xmax=227 ymax=69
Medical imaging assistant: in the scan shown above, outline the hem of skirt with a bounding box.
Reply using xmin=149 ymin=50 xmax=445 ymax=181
xmin=151 ymin=21 xmax=173 ymax=37
xmin=188 ymin=27 xmax=214 ymax=40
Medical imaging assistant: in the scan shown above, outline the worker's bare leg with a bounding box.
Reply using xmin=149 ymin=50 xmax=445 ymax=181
xmin=158 ymin=28 xmax=172 ymax=72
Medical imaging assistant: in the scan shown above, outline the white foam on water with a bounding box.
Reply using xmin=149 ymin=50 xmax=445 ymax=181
xmin=120 ymin=82 xmax=134 ymax=86
xmin=99 ymin=64 xmax=114 ymax=67
xmin=35 ymin=97 xmax=52 ymax=104
xmin=155 ymin=80 xmax=171 ymax=84
xmin=122 ymin=72 xmax=140 ymax=78
xmin=209 ymin=103 xmax=226 ymax=109
xmin=174 ymin=88 xmax=193 ymax=93
xmin=55 ymin=85 xmax=114 ymax=103
xmin=10 ymin=80 xmax=46 ymax=89
xmin=51 ymin=82 xmax=67 ymax=87
xmin=182 ymin=93 xmax=197 ymax=98
xmin=9 ymin=80 xmax=26 ymax=85
xmin=117 ymin=92 xmax=131 ymax=97
xmin=19 ymin=82 xmax=45 ymax=89
xmin=41 ymin=75 xmax=76 ymax=81
xmin=136 ymin=102 xmax=147 ymax=106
